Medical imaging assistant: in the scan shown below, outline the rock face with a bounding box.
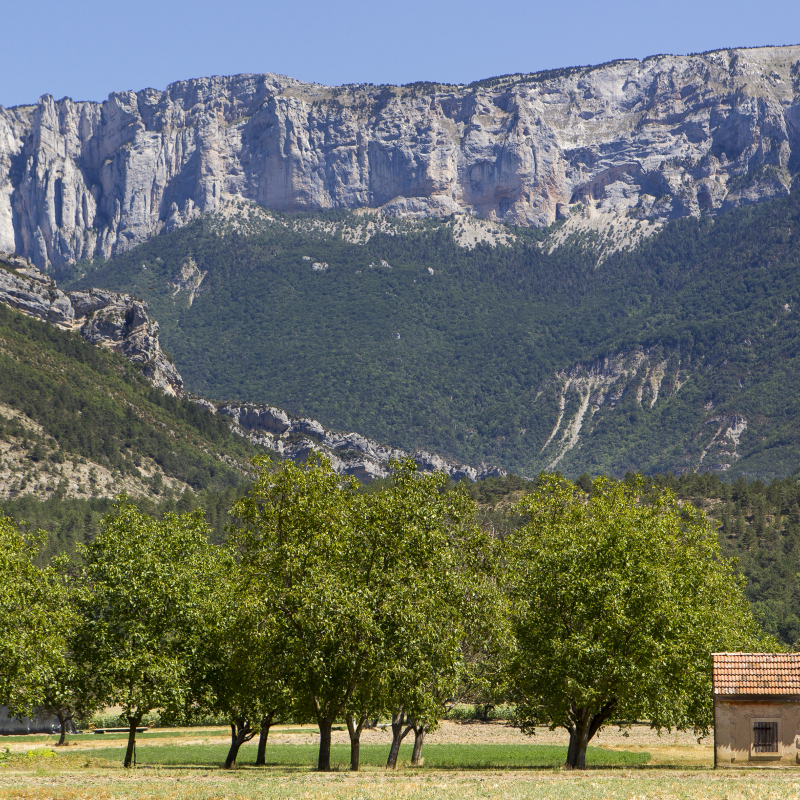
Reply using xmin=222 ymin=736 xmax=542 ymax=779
xmin=215 ymin=402 xmax=506 ymax=482
xmin=0 ymin=252 xmax=183 ymax=395
xmin=536 ymin=348 xmax=747 ymax=474
xmin=2 ymin=46 xmax=800 ymax=269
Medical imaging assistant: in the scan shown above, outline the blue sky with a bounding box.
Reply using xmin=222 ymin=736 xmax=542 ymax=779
xmin=3 ymin=0 xmax=799 ymax=107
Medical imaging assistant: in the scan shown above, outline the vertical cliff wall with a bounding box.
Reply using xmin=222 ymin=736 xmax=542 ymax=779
xmin=1 ymin=45 xmax=799 ymax=270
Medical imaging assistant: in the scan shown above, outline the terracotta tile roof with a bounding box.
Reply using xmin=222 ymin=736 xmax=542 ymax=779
xmin=713 ymin=652 xmax=800 ymax=696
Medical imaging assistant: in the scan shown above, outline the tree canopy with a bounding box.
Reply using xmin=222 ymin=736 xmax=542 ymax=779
xmin=0 ymin=516 xmax=66 ymax=715
xmin=230 ymin=454 xmax=498 ymax=771
xmin=74 ymin=501 xmax=228 ymax=767
xmin=504 ymin=475 xmax=771 ymax=769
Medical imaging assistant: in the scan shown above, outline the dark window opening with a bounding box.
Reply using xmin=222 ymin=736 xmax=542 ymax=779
xmin=753 ymin=721 xmax=778 ymax=753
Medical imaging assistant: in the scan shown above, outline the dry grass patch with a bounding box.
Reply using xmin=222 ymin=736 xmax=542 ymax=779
xmin=3 ymin=769 xmax=800 ymax=800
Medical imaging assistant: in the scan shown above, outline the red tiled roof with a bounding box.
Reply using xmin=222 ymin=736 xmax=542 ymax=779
xmin=713 ymin=652 xmax=800 ymax=695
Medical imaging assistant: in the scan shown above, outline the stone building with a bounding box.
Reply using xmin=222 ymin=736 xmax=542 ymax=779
xmin=713 ymin=652 xmax=800 ymax=766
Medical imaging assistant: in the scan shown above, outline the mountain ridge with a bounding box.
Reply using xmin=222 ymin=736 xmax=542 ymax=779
xmin=0 ymin=252 xmax=182 ymax=395
xmin=2 ymin=45 xmax=800 ymax=270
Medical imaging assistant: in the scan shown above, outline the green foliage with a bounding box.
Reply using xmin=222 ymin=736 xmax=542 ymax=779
xmin=230 ymin=454 xmax=497 ymax=770
xmin=0 ymin=463 xmax=771 ymax=774
xmin=232 ymin=453 xmax=377 ymax=769
xmin=637 ymin=471 xmax=800 ymax=647
xmin=504 ymin=475 xmax=769 ymax=768
xmin=0 ymin=517 xmax=66 ymax=714
xmin=64 ymin=188 xmax=800 ymax=479
xmin=197 ymin=545 xmax=295 ymax=767
xmin=361 ymin=458 xmax=503 ymax=771
xmin=87 ymin=711 xmax=165 ymax=729
xmin=1 ymin=484 xmax=250 ymax=563
xmin=468 ymin=469 xmax=800 ymax=651
xmin=74 ymin=500 xmax=230 ymax=766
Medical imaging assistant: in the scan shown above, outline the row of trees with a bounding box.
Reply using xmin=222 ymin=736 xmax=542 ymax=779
xmin=0 ymin=456 xmax=769 ymax=770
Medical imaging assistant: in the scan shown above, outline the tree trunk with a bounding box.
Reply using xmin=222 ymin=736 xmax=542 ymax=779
xmin=55 ymin=711 xmax=70 ymax=746
xmin=565 ymin=720 xmax=590 ymax=769
xmin=386 ymin=710 xmax=414 ymax=769
xmin=411 ymin=722 xmax=426 ymax=766
xmin=317 ymin=716 xmax=333 ymax=772
xmin=225 ymin=718 xmax=255 ymax=769
xmin=255 ymin=712 xmax=275 ymax=767
xmin=346 ymin=712 xmax=368 ymax=771
xmin=123 ymin=716 xmax=141 ymax=769
xmin=565 ymin=702 xmax=617 ymax=770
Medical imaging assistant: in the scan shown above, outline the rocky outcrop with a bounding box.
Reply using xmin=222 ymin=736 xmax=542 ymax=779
xmin=0 ymin=252 xmax=183 ymax=395
xmin=536 ymin=348 xmax=748 ymax=474
xmin=168 ymin=258 xmax=206 ymax=306
xmin=213 ymin=401 xmax=506 ymax=482
xmin=697 ymin=414 xmax=748 ymax=472
xmin=540 ymin=351 xmax=658 ymax=469
xmin=2 ymin=46 xmax=800 ymax=269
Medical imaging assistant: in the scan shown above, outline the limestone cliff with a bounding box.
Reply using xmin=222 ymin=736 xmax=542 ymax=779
xmin=210 ymin=402 xmax=507 ymax=482
xmin=0 ymin=251 xmax=183 ymax=395
xmin=2 ymin=46 xmax=800 ymax=269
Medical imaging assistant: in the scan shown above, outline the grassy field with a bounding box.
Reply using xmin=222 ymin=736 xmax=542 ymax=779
xmin=2 ymin=761 xmax=800 ymax=800
xmin=81 ymin=741 xmax=649 ymax=770
xmin=0 ymin=724 xmax=797 ymax=799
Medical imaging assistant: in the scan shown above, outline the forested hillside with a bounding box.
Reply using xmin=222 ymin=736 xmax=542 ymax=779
xmin=647 ymin=471 xmax=800 ymax=648
xmin=464 ymin=471 xmax=800 ymax=648
xmin=66 ymin=189 xmax=800 ymax=479
xmin=0 ymin=303 xmax=261 ymax=506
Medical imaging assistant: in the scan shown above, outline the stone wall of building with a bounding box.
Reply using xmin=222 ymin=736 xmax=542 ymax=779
xmin=715 ymin=699 xmax=800 ymax=766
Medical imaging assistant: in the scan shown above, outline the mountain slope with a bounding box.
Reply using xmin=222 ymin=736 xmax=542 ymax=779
xmin=0 ymin=249 xmax=507 ymax=488
xmin=3 ymin=45 xmax=800 ymax=270
xmin=0 ymin=301 xmax=262 ymax=501
xmin=65 ymin=188 xmax=800 ymax=479
xmin=65 ymin=205 xmax=596 ymax=473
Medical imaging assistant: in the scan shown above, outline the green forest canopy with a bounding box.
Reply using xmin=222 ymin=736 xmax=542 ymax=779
xmin=65 ymin=189 xmax=800 ymax=479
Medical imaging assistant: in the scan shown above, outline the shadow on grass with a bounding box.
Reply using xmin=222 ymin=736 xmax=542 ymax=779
xmin=126 ymin=763 xmax=712 ymax=773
